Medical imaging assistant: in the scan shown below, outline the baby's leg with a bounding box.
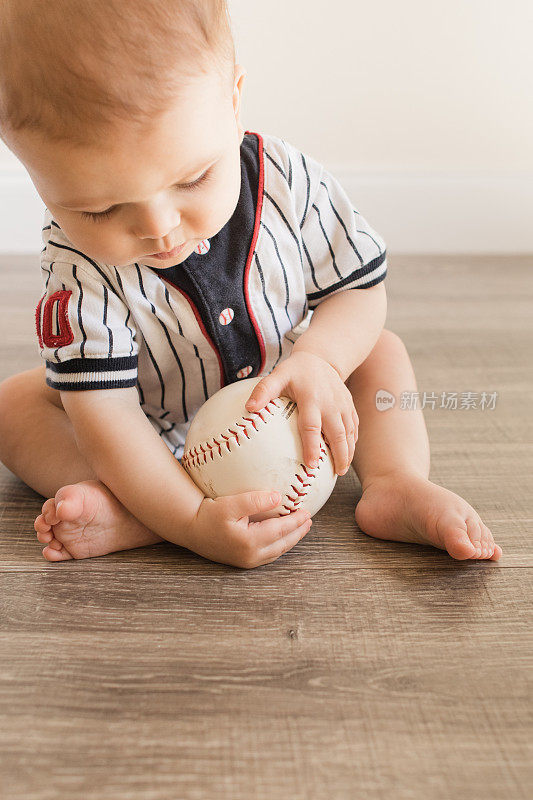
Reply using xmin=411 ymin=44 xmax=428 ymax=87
xmin=0 ymin=367 xmax=162 ymax=560
xmin=345 ymin=330 xmax=502 ymax=560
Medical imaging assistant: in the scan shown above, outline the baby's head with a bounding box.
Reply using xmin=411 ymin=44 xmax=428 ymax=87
xmin=0 ymin=0 xmax=246 ymax=267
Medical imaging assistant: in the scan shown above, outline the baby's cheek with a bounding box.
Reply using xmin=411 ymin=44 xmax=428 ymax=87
xmin=212 ymin=175 xmax=241 ymax=230
xmin=196 ymin=195 xmax=232 ymax=237
xmin=73 ymin=223 xmax=129 ymax=265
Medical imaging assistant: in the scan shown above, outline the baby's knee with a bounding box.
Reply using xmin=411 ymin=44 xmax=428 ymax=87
xmin=0 ymin=371 xmax=30 ymax=418
xmin=0 ymin=370 xmax=30 ymax=430
xmin=2 ymin=366 xmax=61 ymax=402
xmin=362 ymin=329 xmax=408 ymax=368
xmin=374 ymin=328 xmax=408 ymax=357
xmin=0 ymin=367 xmax=59 ymax=442
xmin=346 ymin=329 xmax=409 ymax=386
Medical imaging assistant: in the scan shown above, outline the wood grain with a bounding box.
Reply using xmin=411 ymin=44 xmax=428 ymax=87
xmin=0 ymin=253 xmax=532 ymax=799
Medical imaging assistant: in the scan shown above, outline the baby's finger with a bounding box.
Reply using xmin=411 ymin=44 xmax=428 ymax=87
xmin=323 ymin=413 xmax=349 ymax=476
xmin=342 ymin=409 xmax=357 ymax=467
xmin=252 ymin=506 xmax=311 ymax=548
xmin=352 ymin=407 xmax=359 ymax=440
xmin=226 ymin=488 xmax=282 ymax=522
xmin=297 ymin=403 xmax=323 ymax=468
xmin=256 ymin=513 xmax=313 ymax=565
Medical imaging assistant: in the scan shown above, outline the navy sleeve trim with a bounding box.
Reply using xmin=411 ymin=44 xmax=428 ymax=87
xmin=45 ymin=355 xmax=138 ymax=391
xmin=46 ymin=356 xmax=137 ymax=374
xmin=306 ymin=251 xmax=387 ymax=307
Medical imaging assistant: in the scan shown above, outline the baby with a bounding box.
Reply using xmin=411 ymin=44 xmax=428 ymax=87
xmin=0 ymin=0 xmax=501 ymax=567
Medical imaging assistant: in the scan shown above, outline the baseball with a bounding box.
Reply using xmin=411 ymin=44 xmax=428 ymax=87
xmin=182 ymin=377 xmax=337 ymax=522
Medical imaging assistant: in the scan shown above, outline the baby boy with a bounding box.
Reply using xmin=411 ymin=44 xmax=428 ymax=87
xmin=0 ymin=0 xmax=501 ymax=567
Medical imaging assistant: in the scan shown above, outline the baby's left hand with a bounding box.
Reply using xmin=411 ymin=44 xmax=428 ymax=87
xmin=244 ymin=352 xmax=358 ymax=476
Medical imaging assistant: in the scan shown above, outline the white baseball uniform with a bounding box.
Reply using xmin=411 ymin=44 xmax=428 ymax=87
xmin=35 ymin=131 xmax=387 ymax=459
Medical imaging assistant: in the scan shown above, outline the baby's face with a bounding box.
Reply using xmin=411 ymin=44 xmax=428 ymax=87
xmin=7 ymin=65 xmax=246 ymax=268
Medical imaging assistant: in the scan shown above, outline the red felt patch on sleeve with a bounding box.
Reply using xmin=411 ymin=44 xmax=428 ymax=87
xmin=41 ymin=290 xmax=74 ymax=347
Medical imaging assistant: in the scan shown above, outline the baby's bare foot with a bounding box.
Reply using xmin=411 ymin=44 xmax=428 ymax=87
xmin=355 ymin=471 xmax=502 ymax=561
xmin=34 ymin=479 xmax=162 ymax=561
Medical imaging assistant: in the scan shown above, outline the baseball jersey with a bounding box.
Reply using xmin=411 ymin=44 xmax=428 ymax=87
xmin=35 ymin=130 xmax=387 ymax=459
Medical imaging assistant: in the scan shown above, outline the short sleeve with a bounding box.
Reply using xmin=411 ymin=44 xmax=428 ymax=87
xmin=35 ymin=258 xmax=139 ymax=391
xmin=300 ymin=166 xmax=387 ymax=309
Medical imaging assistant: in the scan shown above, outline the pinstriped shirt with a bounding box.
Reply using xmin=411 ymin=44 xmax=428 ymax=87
xmin=35 ymin=130 xmax=387 ymax=458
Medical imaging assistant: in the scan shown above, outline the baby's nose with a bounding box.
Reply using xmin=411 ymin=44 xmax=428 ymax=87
xmin=134 ymin=202 xmax=181 ymax=241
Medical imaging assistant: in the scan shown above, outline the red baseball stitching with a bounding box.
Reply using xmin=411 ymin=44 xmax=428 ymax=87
xmin=279 ymin=443 xmax=328 ymax=515
xmin=182 ymin=398 xmax=327 ymax=514
xmin=182 ymin=400 xmax=279 ymax=469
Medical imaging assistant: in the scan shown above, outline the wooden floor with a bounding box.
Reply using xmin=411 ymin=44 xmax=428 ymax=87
xmin=0 ymin=254 xmax=531 ymax=799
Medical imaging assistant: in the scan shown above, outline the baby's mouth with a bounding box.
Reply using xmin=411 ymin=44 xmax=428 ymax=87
xmin=148 ymin=242 xmax=187 ymax=259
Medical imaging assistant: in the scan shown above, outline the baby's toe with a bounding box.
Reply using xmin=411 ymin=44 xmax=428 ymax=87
xmin=480 ymin=523 xmax=501 ymax=560
xmin=34 ymin=513 xmax=51 ymax=534
xmin=34 ymin=514 xmax=56 ymax=545
xmin=479 ymin=525 xmax=491 ymax=558
xmin=41 ymin=497 xmax=61 ymax=526
xmin=465 ymin=517 xmax=484 ymax=558
xmin=462 ymin=518 xmax=501 ymax=561
xmin=444 ymin=523 xmax=477 ymax=560
xmin=491 ymin=544 xmax=503 ymax=561
xmin=36 ymin=528 xmax=53 ymax=544
xmin=47 ymin=537 xmax=64 ymax=550
xmin=42 ymin=543 xmax=73 ymax=562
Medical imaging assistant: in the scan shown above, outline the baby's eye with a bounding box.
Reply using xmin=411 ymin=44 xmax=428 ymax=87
xmin=79 ymin=167 xmax=213 ymax=223
xmin=80 ymin=207 xmax=115 ymax=223
xmin=178 ymin=168 xmax=212 ymax=191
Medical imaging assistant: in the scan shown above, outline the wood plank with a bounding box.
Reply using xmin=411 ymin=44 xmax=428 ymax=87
xmin=0 ymin=568 xmax=531 ymax=800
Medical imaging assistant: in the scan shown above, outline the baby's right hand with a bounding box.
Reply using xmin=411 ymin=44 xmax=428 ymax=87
xmin=183 ymin=490 xmax=313 ymax=569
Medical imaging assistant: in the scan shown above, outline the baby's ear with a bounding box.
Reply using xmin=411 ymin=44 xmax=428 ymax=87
xmin=233 ymin=64 xmax=247 ymax=126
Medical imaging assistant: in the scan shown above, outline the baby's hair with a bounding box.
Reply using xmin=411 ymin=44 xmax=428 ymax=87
xmin=0 ymin=0 xmax=235 ymax=147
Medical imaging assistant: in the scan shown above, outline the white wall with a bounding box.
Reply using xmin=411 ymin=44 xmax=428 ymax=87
xmin=1 ymin=0 xmax=531 ymax=253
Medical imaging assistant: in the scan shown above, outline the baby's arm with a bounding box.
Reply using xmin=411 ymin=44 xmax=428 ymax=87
xmin=293 ymin=282 xmax=387 ymax=381
xmin=58 ymin=387 xmax=314 ymax=568
xmin=60 ymin=387 xmax=205 ymax=547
